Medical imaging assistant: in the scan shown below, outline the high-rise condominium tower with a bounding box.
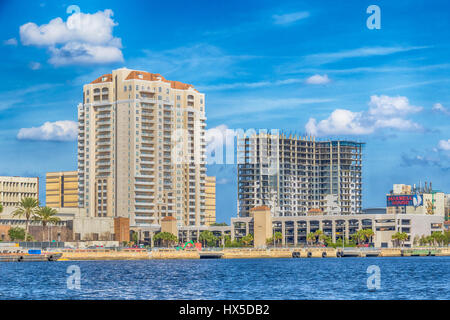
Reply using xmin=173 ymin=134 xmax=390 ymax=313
xmin=237 ymin=132 xmax=363 ymax=217
xmin=78 ymin=68 xmax=207 ymax=228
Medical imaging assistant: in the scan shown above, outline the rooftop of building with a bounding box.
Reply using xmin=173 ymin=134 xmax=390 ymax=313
xmin=90 ymin=69 xmax=199 ymax=92
xmin=249 ymin=205 xmax=271 ymax=211
xmin=161 ymin=216 xmax=176 ymax=221
xmin=238 ymin=131 xmax=365 ymax=145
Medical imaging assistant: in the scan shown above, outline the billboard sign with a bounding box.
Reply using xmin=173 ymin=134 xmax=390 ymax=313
xmin=387 ymin=194 xmax=423 ymax=207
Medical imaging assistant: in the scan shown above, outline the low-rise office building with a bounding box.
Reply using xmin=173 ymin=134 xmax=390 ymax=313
xmin=46 ymin=171 xmax=78 ymax=208
xmin=0 ymin=206 xmax=129 ymax=242
xmin=230 ymin=206 xmax=444 ymax=248
xmin=0 ymin=176 xmax=39 ymax=208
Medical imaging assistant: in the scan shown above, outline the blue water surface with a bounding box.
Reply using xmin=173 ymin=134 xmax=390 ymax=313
xmin=0 ymin=257 xmax=448 ymax=300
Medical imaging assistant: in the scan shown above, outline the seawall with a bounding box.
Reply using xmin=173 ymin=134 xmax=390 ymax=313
xmin=58 ymin=247 xmax=450 ymax=261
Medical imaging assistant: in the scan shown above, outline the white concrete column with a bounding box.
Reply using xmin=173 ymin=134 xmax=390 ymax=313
xmin=294 ymin=222 xmax=298 ymax=246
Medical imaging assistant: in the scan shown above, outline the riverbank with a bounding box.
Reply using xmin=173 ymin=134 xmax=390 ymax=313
xmin=57 ymin=247 xmax=450 ymax=260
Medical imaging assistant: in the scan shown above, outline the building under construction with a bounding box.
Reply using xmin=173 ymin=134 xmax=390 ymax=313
xmin=237 ymin=132 xmax=363 ymax=217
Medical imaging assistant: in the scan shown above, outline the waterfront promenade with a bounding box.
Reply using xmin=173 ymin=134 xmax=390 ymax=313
xmin=56 ymin=247 xmax=450 ymax=261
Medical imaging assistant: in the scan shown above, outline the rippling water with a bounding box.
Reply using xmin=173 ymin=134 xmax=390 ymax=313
xmin=0 ymin=257 xmax=448 ymax=300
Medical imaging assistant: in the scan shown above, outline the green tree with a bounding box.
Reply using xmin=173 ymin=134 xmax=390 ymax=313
xmin=0 ymin=203 xmax=3 ymax=214
xmin=391 ymin=232 xmax=408 ymax=247
xmin=240 ymin=233 xmax=254 ymax=247
xmin=224 ymin=235 xmax=242 ymax=248
xmin=306 ymin=232 xmax=316 ymax=246
xmin=273 ymin=231 xmax=282 ymax=247
xmin=132 ymin=232 xmax=139 ymax=244
xmin=154 ymin=232 xmax=178 ymax=247
xmin=12 ymin=197 xmax=39 ymax=242
xmin=431 ymin=231 xmax=445 ymax=247
xmin=363 ymin=229 xmax=375 ymax=244
xmin=199 ymin=230 xmax=218 ymax=247
xmin=34 ymin=206 xmax=60 ymax=241
xmin=320 ymin=234 xmax=332 ymax=246
xmin=8 ymin=227 xmax=26 ymax=241
xmin=445 ymin=230 xmax=450 ymax=246
xmin=211 ymin=222 xmax=228 ymax=226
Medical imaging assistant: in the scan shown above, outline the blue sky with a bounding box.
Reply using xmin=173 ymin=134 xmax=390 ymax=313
xmin=1 ymin=0 xmax=449 ymax=224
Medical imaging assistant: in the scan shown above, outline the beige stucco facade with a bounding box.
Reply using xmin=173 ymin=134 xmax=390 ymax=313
xmin=46 ymin=171 xmax=78 ymax=208
xmin=251 ymin=206 xmax=272 ymax=248
xmin=231 ymin=213 xmax=444 ymax=248
xmin=0 ymin=176 xmax=39 ymax=208
xmin=78 ymin=68 xmax=207 ymax=229
xmin=205 ymin=176 xmax=216 ymax=225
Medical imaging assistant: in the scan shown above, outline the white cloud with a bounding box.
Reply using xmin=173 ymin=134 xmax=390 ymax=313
xmin=210 ymin=97 xmax=334 ymax=120
xmin=306 ymin=109 xmax=372 ymax=136
xmin=432 ymin=103 xmax=450 ymax=115
xmin=306 ymin=74 xmax=330 ymax=85
xmin=368 ymin=95 xmax=422 ymax=116
xmin=29 ymin=62 xmax=41 ymax=70
xmin=273 ymin=11 xmax=310 ymax=25
xmin=19 ymin=9 xmax=123 ymax=66
xmin=48 ymin=42 xmax=123 ymax=66
xmin=199 ymin=78 xmax=303 ymax=91
xmin=438 ymin=139 xmax=450 ymax=151
xmin=17 ymin=121 xmax=77 ymax=141
xmin=303 ymin=46 xmax=428 ymax=65
xmin=4 ymin=38 xmax=18 ymax=46
xmin=130 ymin=44 xmax=255 ymax=82
xmin=305 ymin=95 xmax=423 ymax=136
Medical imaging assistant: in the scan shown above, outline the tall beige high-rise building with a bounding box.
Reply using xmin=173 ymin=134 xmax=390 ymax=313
xmin=0 ymin=176 xmax=39 ymax=208
xmin=46 ymin=171 xmax=78 ymax=208
xmin=205 ymin=176 xmax=216 ymax=225
xmin=78 ymin=68 xmax=207 ymax=229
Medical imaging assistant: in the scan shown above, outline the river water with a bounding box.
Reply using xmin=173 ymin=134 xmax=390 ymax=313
xmin=0 ymin=257 xmax=448 ymax=299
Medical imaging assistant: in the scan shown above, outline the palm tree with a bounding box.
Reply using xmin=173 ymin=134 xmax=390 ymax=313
xmin=154 ymin=232 xmax=178 ymax=247
xmin=306 ymin=232 xmax=316 ymax=246
xmin=364 ymin=229 xmax=375 ymax=244
xmin=199 ymin=230 xmax=217 ymax=247
xmin=392 ymin=232 xmax=408 ymax=248
xmin=273 ymin=231 xmax=282 ymax=247
xmin=241 ymin=233 xmax=253 ymax=247
xmin=34 ymin=206 xmax=60 ymax=241
xmin=12 ymin=197 xmax=39 ymax=241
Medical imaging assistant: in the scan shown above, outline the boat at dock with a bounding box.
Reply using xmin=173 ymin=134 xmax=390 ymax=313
xmin=0 ymin=244 xmax=62 ymax=262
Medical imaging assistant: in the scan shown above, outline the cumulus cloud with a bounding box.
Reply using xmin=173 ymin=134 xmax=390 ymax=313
xmin=438 ymin=139 xmax=450 ymax=151
xmin=17 ymin=121 xmax=77 ymax=141
xmin=273 ymin=11 xmax=310 ymax=25
xmin=306 ymin=74 xmax=330 ymax=85
xmin=19 ymin=9 xmax=123 ymax=66
xmin=432 ymin=103 xmax=450 ymax=115
xmin=305 ymin=95 xmax=423 ymax=136
xmin=4 ymin=38 xmax=18 ymax=46
xmin=367 ymin=95 xmax=422 ymax=116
